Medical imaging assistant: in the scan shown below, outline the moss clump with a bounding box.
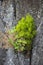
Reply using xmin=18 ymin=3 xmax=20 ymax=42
xmin=8 ymin=13 xmax=36 ymax=52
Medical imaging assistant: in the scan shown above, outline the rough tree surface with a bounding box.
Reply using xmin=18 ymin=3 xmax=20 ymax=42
xmin=0 ymin=0 xmax=43 ymax=65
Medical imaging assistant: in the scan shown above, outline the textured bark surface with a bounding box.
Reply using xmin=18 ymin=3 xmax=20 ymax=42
xmin=0 ymin=0 xmax=43 ymax=65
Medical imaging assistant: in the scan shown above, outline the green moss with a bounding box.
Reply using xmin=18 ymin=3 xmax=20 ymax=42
xmin=8 ymin=13 xmax=36 ymax=52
